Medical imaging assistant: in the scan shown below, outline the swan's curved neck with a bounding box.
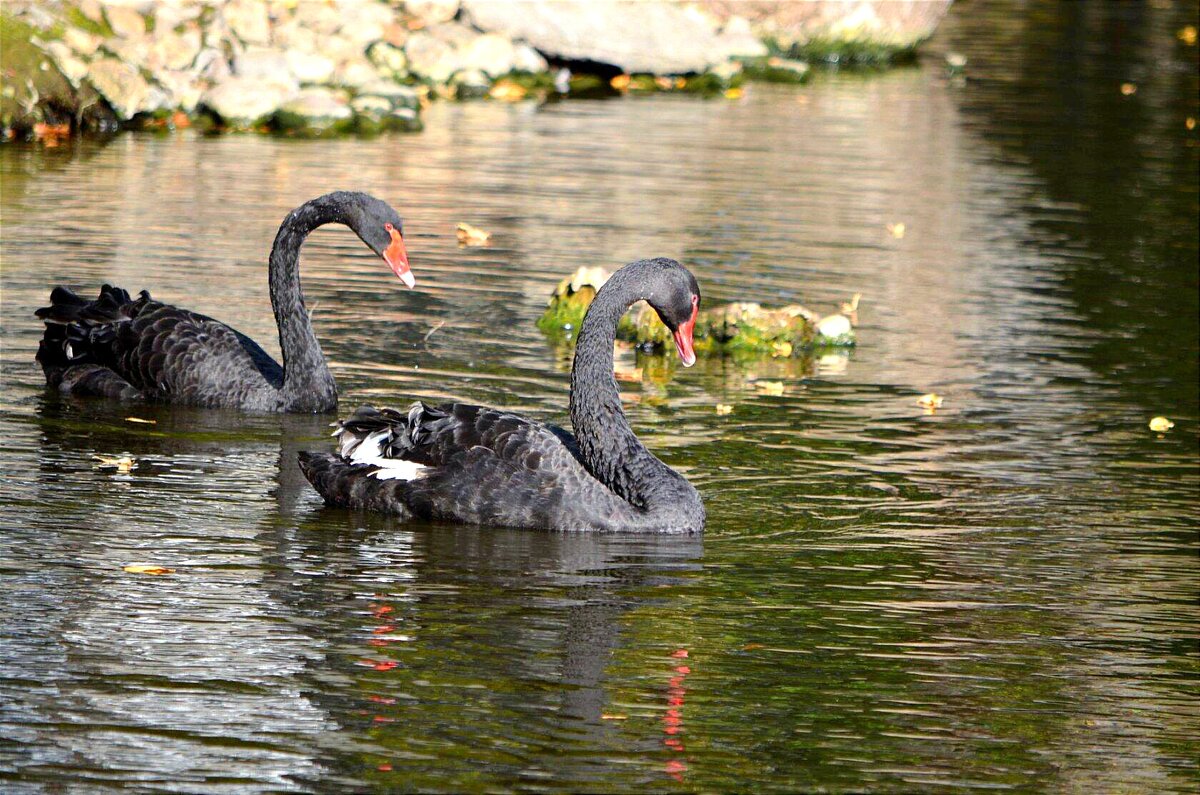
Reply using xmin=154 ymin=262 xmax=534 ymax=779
xmin=268 ymin=197 xmax=343 ymax=410
xmin=569 ymin=263 xmax=697 ymax=518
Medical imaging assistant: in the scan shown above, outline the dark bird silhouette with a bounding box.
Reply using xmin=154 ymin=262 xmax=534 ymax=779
xmin=35 ymin=191 xmax=414 ymax=413
xmin=299 ymin=257 xmax=705 ymax=533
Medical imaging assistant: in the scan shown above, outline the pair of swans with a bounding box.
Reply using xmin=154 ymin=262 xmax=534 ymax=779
xmin=37 ymin=192 xmax=705 ymax=534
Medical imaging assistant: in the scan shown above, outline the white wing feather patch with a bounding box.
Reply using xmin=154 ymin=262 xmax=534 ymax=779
xmin=336 ymin=427 xmax=426 ymax=481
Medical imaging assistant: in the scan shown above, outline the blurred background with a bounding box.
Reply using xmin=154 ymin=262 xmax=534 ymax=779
xmin=1 ymin=1 xmax=1198 ymax=792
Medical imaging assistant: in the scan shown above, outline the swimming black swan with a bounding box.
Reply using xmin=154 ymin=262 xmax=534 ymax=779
xmin=299 ymin=257 xmax=706 ymax=533
xmin=35 ymin=191 xmax=413 ymax=413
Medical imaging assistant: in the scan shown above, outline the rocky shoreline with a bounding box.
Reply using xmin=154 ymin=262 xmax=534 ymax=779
xmin=1 ymin=0 xmax=950 ymax=140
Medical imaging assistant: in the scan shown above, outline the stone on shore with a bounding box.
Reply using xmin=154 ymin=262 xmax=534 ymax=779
xmin=86 ymin=58 xmax=151 ymax=119
xmin=275 ymin=87 xmax=354 ymax=136
xmin=199 ymin=77 xmax=292 ymax=128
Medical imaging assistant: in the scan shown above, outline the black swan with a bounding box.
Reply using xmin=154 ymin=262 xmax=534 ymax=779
xmin=35 ymin=191 xmax=413 ymax=413
xmin=298 ymin=257 xmax=706 ymax=533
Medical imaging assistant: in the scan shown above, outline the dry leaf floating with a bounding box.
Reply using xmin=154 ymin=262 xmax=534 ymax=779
xmin=125 ymin=417 xmax=157 ymax=424
xmin=1149 ymin=416 xmax=1174 ymax=433
xmin=917 ymin=393 xmax=944 ymax=412
xmin=455 ymin=222 xmax=492 ymax=246
xmin=887 ymin=222 xmax=906 ymax=239
xmin=715 ymin=403 xmax=734 ymax=415
xmin=123 ymin=564 xmax=174 ymax=575
xmin=93 ymin=454 xmax=137 ymax=473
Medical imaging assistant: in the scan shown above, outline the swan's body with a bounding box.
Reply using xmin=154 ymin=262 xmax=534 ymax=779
xmin=299 ymin=257 xmax=705 ymax=533
xmin=36 ymin=192 xmax=412 ymax=413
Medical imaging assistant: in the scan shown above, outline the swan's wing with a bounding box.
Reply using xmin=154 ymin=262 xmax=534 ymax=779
xmin=320 ymin=402 xmax=637 ymax=530
xmin=38 ymin=284 xmax=283 ymax=405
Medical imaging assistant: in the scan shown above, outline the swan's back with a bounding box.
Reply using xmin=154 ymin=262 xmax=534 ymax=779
xmin=300 ymin=402 xmax=668 ymax=532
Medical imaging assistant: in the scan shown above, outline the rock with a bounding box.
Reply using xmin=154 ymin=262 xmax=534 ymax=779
xmin=234 ymin=47 xmax=298 ymax=92
xmin=405 ymin=0 xmax=460 ymax=25
xmin=427 ymin=21 xmax=475 ymax=49
xmin=322 ymin=34 xmax=367 ymax=65
xmin=512 ymin=44 xmax=548 ymax=73
xmin=103 ymin=35 xmax=155 ymax=71
xmin=63 ymin=28 xmax=102 ymax=57
xmin=367 ymin=42 xmax=408 ymax=80
xmin=194 ymin=48 xmax=232 ymax=82
xmin=287 ymin=50 xmax=336 ymax=84
xmin=462 ymin=0 xmax=729 ymax=74
xmin=292 ymin=2 xmax=344 ymax=35
xmin=152 ymin=3 xmax=202 ymax=32
xmin=334 ymin=57 xmax=382 ymax=89
xmin=275 ymin=87 xmax=354 ymax=135
xmin=156 ymin=69 xmax=205 ymax=112
xmin=86 ymin=58 xmax=151 ymax=120
xmin=272 ymin=21 xmax=318 ymax=53
xmin=457 ymin=33 xmax=518 ymax=77
xmin=105 ymin=6 xmax=147 ymax=39
xmin=153 ymin=28 xmax=202 ymax=71
xmin=200 ymin=76 xmax=292 ymax=127
xmin=223 ymin=0 xmax=272 ymax=45
xmin=43 ymin=41 xmax=89 ymax=88
xmin=713 ymin=15 xmax=768 ymax=59
xmin=451 ymin=68 xmax=490 ymax=98
xmin=815 ymin=313 xmax=853 ymax=340
xmin=404 ymin=31 xmax=457 ymax=83
xmin=357 ymin=79 xmax=421 ymax=109
xmin=336 ymin=0 xmax=396 ymax=46
xmin=78 ymin=0 xmax=105 ymax=26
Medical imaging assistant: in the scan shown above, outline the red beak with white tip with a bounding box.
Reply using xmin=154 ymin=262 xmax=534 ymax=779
xmin=673 ymin=294 xmax=699 ymax=367
xmin=383 ymin=225 xmax=413 ymax=288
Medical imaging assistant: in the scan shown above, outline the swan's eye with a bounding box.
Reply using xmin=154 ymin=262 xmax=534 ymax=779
xmin=384 ymin=223 xmax=394 ymax=232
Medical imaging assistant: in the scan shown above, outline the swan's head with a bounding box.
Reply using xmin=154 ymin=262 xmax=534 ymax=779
xmin=346 ymin=196 xmax=413 ymax=289
xmin=645 ymin=259 xmax=702 ymax=367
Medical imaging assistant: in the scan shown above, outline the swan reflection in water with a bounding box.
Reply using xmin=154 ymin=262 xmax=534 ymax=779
xmin=22 ymin=396 xmax=703 ymax=787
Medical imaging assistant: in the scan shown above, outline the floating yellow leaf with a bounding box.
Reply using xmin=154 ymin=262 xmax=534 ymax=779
xmin=756 ymin=381 xmax=785 ymax=396
xmin=1120 ymin=82 xmax=1137 ymax=96
xmin=610 ymin=74 xmax=631 ymax=90
xmin=1187 ymin=117 xmax=1196 ymax=131
xmin=674 ymin=77 xmax=687 ymax=90
xmin=488 ymin=80 xmax=527 ymax=102
xmin=917 ymin=393 xmax=943 ymax=412
xmin=770 ymin=340 xmax=792 ymax=357
xmin=455 ymin=222 xmax=491 ymax=246
xmin=1179 ymin=25 xmax=1197 ymax=45
xmin=125 ymin=417 xmax=156 ymax=424
xmin=715 ymin=403 xmax=734 ymax=415
xmin=1149 ymin=416 xmax=1174 ymax=433
xmin=601 ymin=713 xmax=628 ymax=720
xmin=92 ymin=454 xmax=137 ymax=473
xmin=724 ymin=87 xmax=744 ymax=100
xmin=886 ymin=222 xmax=906 ymax=239
xmin=123 ymin=564 xmax=174 ymax=575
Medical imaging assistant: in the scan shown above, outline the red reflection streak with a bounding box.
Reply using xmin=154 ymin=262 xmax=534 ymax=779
xmin=663 ymin=649 xmax=691 ymax=782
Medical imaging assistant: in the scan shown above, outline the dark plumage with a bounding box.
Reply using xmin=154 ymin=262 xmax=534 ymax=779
xmin=35 ymin=191 xmax=413 ymax=412
xmin=299 ymin=257 xmax=706 ymax=533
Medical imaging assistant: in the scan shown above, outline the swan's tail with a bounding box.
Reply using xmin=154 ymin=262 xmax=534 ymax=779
xmin=35 ymin=284 xmax=150 ymax=386
xmin=298 ymin=403 xmax=434 ymax=515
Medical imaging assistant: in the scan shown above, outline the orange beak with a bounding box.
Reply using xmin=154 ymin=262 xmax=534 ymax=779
xmin=383 ymin=227 xmax=413 ymax=288
xmin=673 ymin=295 xmax=699 ymax=367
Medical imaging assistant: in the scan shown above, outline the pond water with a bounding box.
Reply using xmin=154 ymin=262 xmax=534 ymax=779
xmin=1 ymin=2 xmax=1197 ymax=792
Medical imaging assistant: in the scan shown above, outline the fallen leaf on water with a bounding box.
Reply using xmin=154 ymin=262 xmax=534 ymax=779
xmin=715 ymin=403 xmax=733 ymax=416
xmin=455 ymin=222 xmax=491 ymax=246
xmin=917 ymin=393 xmax=944 ymax=412
xmin=1187 ymin=117 xmax=1196 ymax=130
xmin=1120 ymin=82 xmax=1137 ymax=96
xmin=373 ymin=661 xmax=398 ymax=671
xmin=756 ymin=380 xmax=785 ymax=396
xmin=1149 ymin=416 xmax=1174 ymax=433
xmin=125 ymin=417 xmax=156 ymax=424
xmin=1179 ymin=25 xmax=1197 ymax=45
xmin=93 ymin=454 xmax=137 ymax=473
xmin=724 ymin=87 xmax=744 ymax=100
xmin=377 ymin=763 xmax=393 ymax=772
xmin=123 ymin=564 xmax=174 ymax=575
xmin=610 ymin=74 xmax=631 ymax=90
xmin=601 ymin=713 xmax=628 ymax=720
xmin=886 ymin=222 xmax=906 ymax=239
